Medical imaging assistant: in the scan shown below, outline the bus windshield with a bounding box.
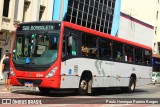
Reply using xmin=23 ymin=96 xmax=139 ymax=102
xmin=12 ymin=32 xmax=59 ymax=65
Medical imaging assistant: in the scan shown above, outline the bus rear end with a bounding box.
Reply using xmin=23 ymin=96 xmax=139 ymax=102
xmin=10 ymin=21 xmax=63 ymax=92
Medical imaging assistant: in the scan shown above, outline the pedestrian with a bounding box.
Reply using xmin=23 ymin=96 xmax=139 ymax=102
xmin=2 ymin=53 xmax=10 ymax=90
xmin=0 ymin=54 xmax=5 ymax=80
xmin=0 ymin=51 xmax=9 ymax=80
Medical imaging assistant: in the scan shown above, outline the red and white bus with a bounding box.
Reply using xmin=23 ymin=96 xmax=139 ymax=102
xmin=10 ymin=21 xmax=152 ymax=95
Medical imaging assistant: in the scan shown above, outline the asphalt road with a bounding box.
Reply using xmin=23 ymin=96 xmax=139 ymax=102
xmin=0 ymin=82 xmax=160 ymax=106
xmin=0 ymin=83 xmax=160 ymax=98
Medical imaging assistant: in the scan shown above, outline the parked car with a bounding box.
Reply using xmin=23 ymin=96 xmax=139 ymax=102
xmin=152 ymin=72 xmax=160 ymax=84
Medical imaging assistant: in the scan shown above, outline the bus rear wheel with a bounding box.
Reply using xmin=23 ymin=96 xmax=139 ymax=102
xmin=38 ymin=87 xmax=50 ymax=95
xmin=78 ymin=77 xmax=89 ymax=95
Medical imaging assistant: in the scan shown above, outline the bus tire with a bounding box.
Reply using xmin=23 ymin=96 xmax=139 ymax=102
xmin=128 ymin=77 xmax=136 ymax=93
xmin=78 ymin=77 xmax=89 ymax=95
xmin=121 ymin=87 xmax=128 ymax=92
xmin=38 ymin=87 xmax=50 ymax=95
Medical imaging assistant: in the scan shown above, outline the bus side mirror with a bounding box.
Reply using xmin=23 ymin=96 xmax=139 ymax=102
xmin=68 ymin=36 xmax=72 ymax=46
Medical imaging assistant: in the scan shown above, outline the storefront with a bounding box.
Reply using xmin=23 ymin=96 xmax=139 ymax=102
xmin=152 ymin=54 xmax=160 ymax=72
xmin=0 ymin=31 xmax=12 ymax=59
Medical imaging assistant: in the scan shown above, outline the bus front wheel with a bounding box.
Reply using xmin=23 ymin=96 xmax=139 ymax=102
xmin=128 ymin=77 xmax=136 ymax=93
xmin=78 ymin=77 xmax=89 ymax=95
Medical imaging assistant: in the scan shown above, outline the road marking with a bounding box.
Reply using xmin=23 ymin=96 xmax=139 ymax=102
xmin=0 ymin=92 xmax=11 ymax=93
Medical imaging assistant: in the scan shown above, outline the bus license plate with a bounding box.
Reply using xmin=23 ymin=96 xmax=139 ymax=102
xmin=24 ymin=82 xmax=33 ymax=87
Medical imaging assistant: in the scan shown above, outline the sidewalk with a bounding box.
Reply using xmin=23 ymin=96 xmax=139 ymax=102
xmin=0 ymin=80 xmax=11 ymax=93
xmin=0 ymin=79 xmax=4 ymax=85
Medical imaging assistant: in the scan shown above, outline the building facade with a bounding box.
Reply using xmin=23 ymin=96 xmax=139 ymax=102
xmin=119 ymin=0 xmax=160 ymax=54
xmin=118 ymin=12 xmax=154 ymax=48
xmin=53 ymin=0 xmax=120 ymax=35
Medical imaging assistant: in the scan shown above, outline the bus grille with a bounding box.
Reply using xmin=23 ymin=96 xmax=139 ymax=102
xmin=17 ymin=78 xmax=42 ymax=86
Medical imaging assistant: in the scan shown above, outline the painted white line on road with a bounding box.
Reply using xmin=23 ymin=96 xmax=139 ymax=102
xmin=0 ymin=92 xmax=11 ymax=93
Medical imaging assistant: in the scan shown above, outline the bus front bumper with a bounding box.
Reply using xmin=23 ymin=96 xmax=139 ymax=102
xmin=10 ymin=76 xmax=60 ymax=88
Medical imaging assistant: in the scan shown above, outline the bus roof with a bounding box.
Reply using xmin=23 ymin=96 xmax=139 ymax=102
xmin=16 ymin=21 xmax=152 ymax=50
xmin=62 ymin=21 xmax=152 ymax=50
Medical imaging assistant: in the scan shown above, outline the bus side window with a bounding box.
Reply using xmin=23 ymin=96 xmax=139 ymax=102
xmin=81 ymin=33 xmax=97 ymax=57
xmin=66 ymin=36 xmax=78 ymax=56
xmin=125 ymin=45 xmax=134 ymax=63
xmin=71 ymin=37 xmax=77 ymax=56
xmin=117 ymin=51 xmax=121 ymax=61
xmin=113 ymin=42 xmax=123 ymax=61
xmin=143 ymin=50 xmax=151 ymax=65
xmin=99 ymin=38 xmax=112 ymax=60
xmin=135 ymin=48 xmax=143 ymax=64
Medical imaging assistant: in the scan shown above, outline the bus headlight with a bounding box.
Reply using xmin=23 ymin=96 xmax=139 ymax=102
xmin=10 ymin=67 xmax=15 ymax=76
xmin=46 ymin=67 xmax=58 ymax=78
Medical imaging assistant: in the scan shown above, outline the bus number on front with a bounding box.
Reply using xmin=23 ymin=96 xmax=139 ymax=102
xmin=36 ymin=73 xmax=43 ymax=77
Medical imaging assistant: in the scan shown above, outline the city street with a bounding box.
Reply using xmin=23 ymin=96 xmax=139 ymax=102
xmin=0 ymin=81 xmax=160 ymax=106
xmin=0 ymin=0 xmax=160 ymax=107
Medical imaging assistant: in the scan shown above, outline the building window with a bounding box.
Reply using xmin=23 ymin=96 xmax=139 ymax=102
xmin=155 ymin=27 xmax=157 ymax=35
xmin=39 ymin=5 xmax=45 ymax=21
xmin=22 ymin=1 xmax=30 ymax=22
xmin=3 ymin=0 xmax=10 ymax=17
xmin=156 ymin=11 xmax=159 ymax=20
xmin=66 ymin=0 xmax=116 ymax=34
xmin=14 ymin=0 xmax=19 ymax=20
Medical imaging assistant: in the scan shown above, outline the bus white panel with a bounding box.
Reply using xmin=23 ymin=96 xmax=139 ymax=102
xmin=61 ymin=58 xmax=152 ymax=88
xmin=109 ymin=77 xmax=124 ymax=87
xmin=60 ymin=76 xmax=80 ymax=88
xmin=92 ymin=77 xmax=104 ymax=87
xmin=102 ymin=77 xmax=110 ymax=87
